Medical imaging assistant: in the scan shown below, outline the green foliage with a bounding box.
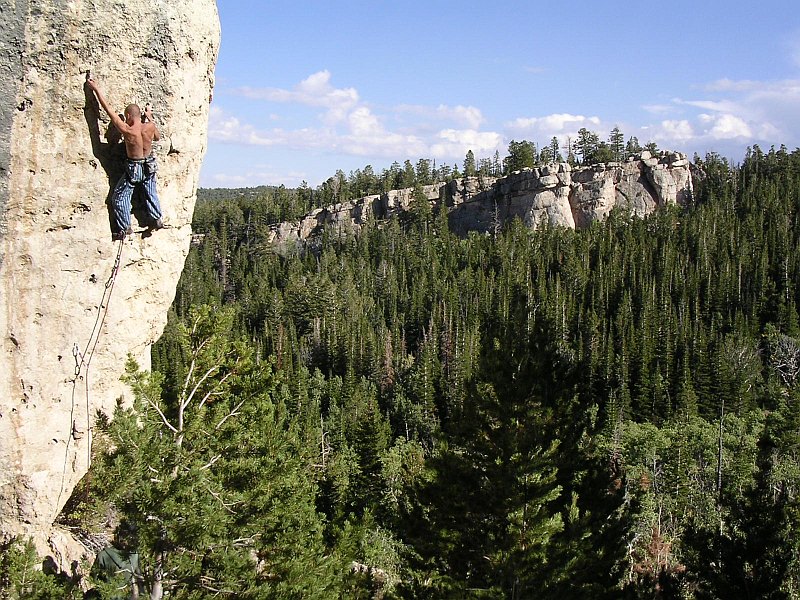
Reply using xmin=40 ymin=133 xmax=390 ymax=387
xmin=0 ymin=539 xmax=81 ymax=599
xmin=573 ymin=127 xmax=599 ymax=164
xmin=91 ymin=305 xmax=348 ymax=598
xmin=626 ymin=135 xmax=642 ymax=158
xmin=463 ymin=149 xmax=477 ymax=178
xmin=134 ymin=145 xmax=800 ymax=597
xmin=609 ymin=126 xmax=625 ymax=162
xmin=503 ymin=139 xmax=537 ymax=173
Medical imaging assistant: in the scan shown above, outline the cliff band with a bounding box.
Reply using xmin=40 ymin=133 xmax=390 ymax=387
xmin=267 ymin=151 xmax=693 ymax=246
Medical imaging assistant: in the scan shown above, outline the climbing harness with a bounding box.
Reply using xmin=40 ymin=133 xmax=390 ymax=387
xmin=55 ymin=237 xmax=126 ymax=518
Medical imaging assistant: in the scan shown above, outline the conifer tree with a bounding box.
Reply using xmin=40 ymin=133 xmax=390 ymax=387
xmin=609 ymin=126 xmax=625 ymax=162
xmin=91 ymin=306 xmax=347 ymax=598
xmin=463 ymin=149 xmax=477 ymax=177
xmin=504 ymin=140 xmax=537 ymax=173
xmin=573 ymin=128 xmax=599 ymax=165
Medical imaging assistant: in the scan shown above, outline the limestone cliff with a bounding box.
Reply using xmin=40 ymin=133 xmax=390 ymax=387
xmin=449 ymin=150 xmax=693 ymax=234
xmin=0 ymin=0 xmax=220 ymax=564
xmin=268 ymin=151 xmax=693 ymax=247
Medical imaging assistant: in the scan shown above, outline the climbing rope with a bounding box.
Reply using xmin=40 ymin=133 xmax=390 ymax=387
xmin=55 ymin=237 xmax=126 ymax=519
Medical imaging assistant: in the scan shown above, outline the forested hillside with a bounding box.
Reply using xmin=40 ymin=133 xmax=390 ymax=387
xmin=11 ymin=145 xmax=799 ymax=598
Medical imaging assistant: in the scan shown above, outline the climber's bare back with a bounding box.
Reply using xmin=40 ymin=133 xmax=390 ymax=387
xmin=120 ymin=113 xmax=159 ymax=160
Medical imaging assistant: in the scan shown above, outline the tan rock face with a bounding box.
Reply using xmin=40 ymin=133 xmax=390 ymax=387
xmin=0 ymin=0 xmax=219 ymax=557
xmin=269 ymin=154 xmax=694 ymax=246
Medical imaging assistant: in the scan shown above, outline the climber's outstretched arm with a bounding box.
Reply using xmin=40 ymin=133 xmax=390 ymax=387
xmin=87 ymin=77 xmax=131 ymax=135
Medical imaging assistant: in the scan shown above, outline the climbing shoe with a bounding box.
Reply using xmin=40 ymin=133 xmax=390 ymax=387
xmin=151 ymin=218 xmax=164 ymax=230
xmin=112 ymin=226 xmax=134 ymax=241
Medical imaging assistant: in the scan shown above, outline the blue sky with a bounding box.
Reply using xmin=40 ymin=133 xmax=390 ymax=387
xmin=200 ymin=1 xmax=800 ymax=188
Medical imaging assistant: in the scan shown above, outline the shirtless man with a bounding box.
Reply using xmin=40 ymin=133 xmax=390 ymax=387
xmin=87 ymin=76 xmax=163 ymax=240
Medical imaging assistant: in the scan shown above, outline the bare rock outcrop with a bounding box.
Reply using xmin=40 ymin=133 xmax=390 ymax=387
xmin=266 ymin=183 xmax=445 ymax=247
xmin=569 ymin=151 xmax=692 ymax=228
xmin=269 ymin=153 xmax=694 ymax=246
xmin=451 ymin=151 xmax=692 ymax=234
xmin=0 ymin=0 xmax=220 ymax=563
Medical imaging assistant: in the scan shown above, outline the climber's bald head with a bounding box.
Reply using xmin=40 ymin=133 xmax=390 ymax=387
xmin=124 ymin=104 xmax=141 ymax=124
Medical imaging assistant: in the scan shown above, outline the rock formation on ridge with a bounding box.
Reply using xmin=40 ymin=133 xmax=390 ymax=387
xmin=0 ymin=0 xmax=220 ymax=565
xmin=267 ymin=151 xmax=693 ymax=247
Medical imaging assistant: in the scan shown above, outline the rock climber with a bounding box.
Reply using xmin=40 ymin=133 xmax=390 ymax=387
xmin=87 ymin=76 xmax=164 ymax=240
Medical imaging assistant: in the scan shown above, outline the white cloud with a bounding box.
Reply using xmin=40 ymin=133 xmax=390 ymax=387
xmin=429 ymin=129 xmax=504 ymax=159
xmin=324 ymin=104 xmax=428 ymax=158
xmin=209 ymin=66 xmax=800 ymax=188
xmin=342 ymin=132 xmax=427 ymax=159
xmin=209 ymin=107 xmax=333 ymax=149
xmin=642 ymin=104 xmax=674 ymax=115
xmin=680 ymin=99 xmax=742 ymax=113
xmin=756 ymin=121 xmax=783 ymax=140
xmin=234 ymin=70 xmax=360 ymax=126
xmin=706 ymin=114 xmax=752 ymax=139
xmin=344 ymin=106 xmax=383 ymax=138
xmin=337 ymin=108 xmax=427 ymax=158
xmin=642 ymin=78 xmax=800 ymax=153
xmin=211 ymin=72 xmax=505 ymax=166
xmin=446 ymin=105 xmax=485 ymax=130
xmin=235 ymin=70 xmax=359 ymax=110
xmin=742 ymin=80 xmax=800 ymax=118
xmin=704 ymin=79 xmax=761 ymax=93
xmin=506 ymin=113 xmax=601 ymax=135
xmin=396 ymin=104 xmax=485 ymax=129
xmin=208 ymin=107 xmax=281 ymax=146
xmin=210 ymin=107 xmax=427 ymax=161
xmin=208 ymin=173 xmax=250 ymax=186
xmin=654 ymin=120 xmax=695 ymax=143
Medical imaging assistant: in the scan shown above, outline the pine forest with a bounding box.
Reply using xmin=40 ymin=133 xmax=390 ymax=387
xmin=6 ymin=143 xmax=800 ymax=599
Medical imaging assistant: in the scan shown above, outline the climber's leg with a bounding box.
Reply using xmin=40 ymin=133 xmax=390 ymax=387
xmin=141 ymin=156 xmax=163 ymax=228
xmin=110 ymin=160 xmax=143 ymax=237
